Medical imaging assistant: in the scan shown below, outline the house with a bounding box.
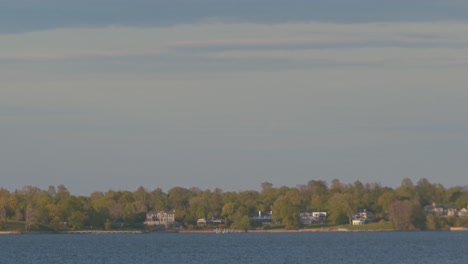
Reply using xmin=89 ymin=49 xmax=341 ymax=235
xmin=446 ymin=206 xmax=458 ymax=217
xmin=197 ymin=219 xmax=207 ymax=225
xmin=144 ymin=211 xmax=175 ymax=227
xmin=358 ymin=209 xmax=373 ymax=221
xmin=197 ymin=218 xmax=226 ymax=226
xmin=252 ymin=211 xmax=272 ymax=225
xmin=424 ymin=203 xmax=445 ymax=216
xmin=353 ymin=209 xmax=373 ymax=223
xmin=459 ymin=208 xmax=468 ymax=218
xmin=352 ymin=219 xmax=365 ymax=225
xmin=352 ymin=209 xmax=373 ymax=225
xmin=299 ymin=212 xmax=327 ymax=224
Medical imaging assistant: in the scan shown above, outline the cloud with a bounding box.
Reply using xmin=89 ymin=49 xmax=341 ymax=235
xmin=3 ymin=0 xmax=468 ymax=34
xmin=1 ymin=22 xmax=467 ymax=68
xmin=2 ymin=21 xmax=468 ymax=193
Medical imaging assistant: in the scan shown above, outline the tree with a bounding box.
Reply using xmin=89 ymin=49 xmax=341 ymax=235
xmin=272 ymin=189 xmax=303 ymax=229
xmin=330 ymin=179 xmax=344 ymax=194
xmin=25 ymin=205 xmax=38 ymax=230
xmin=327 ymin=193 xmax=355 ymax=225
xmin=307 ymin=180 xmax=328 ymax=211
xmin=149 ymin=188 xmax=168 ymax=211
xmin=416 ymin=178 xmax=440 ymax=206
xmin=455 ymin=192 xmax=468 ymax=209
xmin=221 ymin=202 xmax=236 ymax=223
xmin=396 ymin=178 xmax=416 ymax=200
xmin=388 ymin=200 xmax=425 ymax=230
xmin=168 ymin=187 xmax=193 ymax=227
xmin=426 ymin=215 xmax=442 ymax=230
xmin=68 ymin=211 xmax=86 ymax=230
xmin=377 ymin=191 xmax=397 ymax=213
xmin=258 ymin=183 xmax=278 ymax=212
xmin=261 ymin=182 xmax=273 ymax=192
xmin=231 ymin=206 xmax=250 ymax=230
xmin=237 ymin=215 xmax=251 ymax=231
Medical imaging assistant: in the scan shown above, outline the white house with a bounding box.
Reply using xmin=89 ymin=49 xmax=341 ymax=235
xmin=352 ymin=219 xmax=365 ymax=225
xmin=197 ymin=218 xmax=226 ymax=226
xmin=299 ymin=212 xmax=327 ymax=224
xmin=424 ymin=203 xmax=445 ymax=216
xmin=352 ymin=209 xmax=373 ymax=225
xmin=459 ymin=208 xmax=468 ymax=218
xmin=144 ymin=211 xmax=175 ymax=227
xmin=252 ymin=211 xmax=272 ymax=225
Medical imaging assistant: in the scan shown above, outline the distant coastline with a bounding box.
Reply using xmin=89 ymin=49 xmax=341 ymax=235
xmin=3 ymin=228 xmax=468 ymax=235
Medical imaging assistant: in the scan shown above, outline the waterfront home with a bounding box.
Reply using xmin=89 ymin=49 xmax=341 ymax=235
xmin=459 ymin=208 xmax=468 ymax=217
xmin=197 ymin=218 xmax=226 ymax=226
xmin=424 ymin=203 xmax=446 ymax=216
xmin=299 ymin=212 xmax=327 ymax=224
xmin=352 ymin=219 xmax=365 ymax=225
xmin=351 ymin=209 xmax=373 ymax=225
xmin=144 ymin=211 xmax=175 ymax=227
xmin=446 ymin=206 xmax=458 ymax=217
xmin=252 ymin=211 xmax=272 ymax=225
xmin=354 ymin=209 xmax=374 ymax=222
xmin=352 ymin=209 xmax=373 ymax=223
xmin=423 ymin=203 xmax=468 ymax=217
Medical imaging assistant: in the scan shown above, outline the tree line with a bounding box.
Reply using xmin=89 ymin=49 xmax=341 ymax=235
xmin=1 ymin=178 xmax=467 ymax=231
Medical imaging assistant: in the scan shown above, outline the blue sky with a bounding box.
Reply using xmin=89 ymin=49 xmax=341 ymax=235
xmin=1 ymin=1 xmax=468 ymax=194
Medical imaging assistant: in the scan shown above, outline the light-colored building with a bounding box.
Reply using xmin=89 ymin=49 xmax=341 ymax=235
xmin=252 ymin=211 xmax=272 ymax=225
xmin=352 ymin=219 xmax=365 ymax=225
xmin=424 ymin=203 xmax=446 ymax=216
xmin=299 ymin=212 xmax=327 ymax=224
xmin=352 ymin=209 xmax=373 ymax=225
xmin=446 ymin=207 xmax=458 ymax=217
xmin=197 ymin=218 xmax=226 ymax=226
xmin=144 ymin=211 xmax=175 ymax=227
xmin=459 ymin=208 xmax=468 ymax=218
xmin=356 ymin=209 xmax=373 ymax=221
xmin=423 ymin=203 xmax=468 ymax=217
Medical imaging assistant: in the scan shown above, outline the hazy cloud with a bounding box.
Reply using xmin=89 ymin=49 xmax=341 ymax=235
xmin=2 ymin=22 xmax=467 ymax=68
xmin=2 ymin=0 xmax=468 ymax=33
xmin=2 ymin=6 xmax=468 ymax=194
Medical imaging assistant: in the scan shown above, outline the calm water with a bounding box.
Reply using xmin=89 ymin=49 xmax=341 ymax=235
xmin=0 ymin=231 xmax=467 ymax=264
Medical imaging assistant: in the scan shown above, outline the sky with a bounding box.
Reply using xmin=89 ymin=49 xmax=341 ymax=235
xmin=1 ymin=1 xmax=468 ymax=195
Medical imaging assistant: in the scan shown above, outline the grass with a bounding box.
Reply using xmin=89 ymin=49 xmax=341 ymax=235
xmin=300 ymin=221 xmax=394 ymax=231
xmin=1 ymin=220 xmax=57 ymax=233
xmin=1 ymin=220 xmax=25 ymax=232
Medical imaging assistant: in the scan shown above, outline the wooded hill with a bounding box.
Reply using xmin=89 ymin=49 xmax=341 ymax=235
xmin=1 ymin=178 xmax=467 ymax=231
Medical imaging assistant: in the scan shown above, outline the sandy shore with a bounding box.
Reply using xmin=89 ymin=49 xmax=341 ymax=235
xmin=0 ymin=231 xmax=21 ymax=235
xmin=450 ymin=227 xmax=468 ymax=231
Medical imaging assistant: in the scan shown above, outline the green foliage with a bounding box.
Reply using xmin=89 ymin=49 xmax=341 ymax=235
xmin=327 ymin=193 xmax=354 ymax=225
xmin=272 ymin=189 xmax=303 ymax=229
xmin=104 ymin=219 xmax=112 ymax=230
xmin=0 ymin=178 xmax=466 ymax=232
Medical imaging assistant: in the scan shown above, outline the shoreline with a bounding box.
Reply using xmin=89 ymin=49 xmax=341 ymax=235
xmin=450 ymin=227 xmax=468 ymax=231
xmin=179 ymin=228 xmax=394 ymax=233
xmin=0 ymin=231 xmax=21 ymax=235
xmin=3 ymin=227 xmax=468 ymax=235
xmin=66 ymin=230 xmax=144 ymax=234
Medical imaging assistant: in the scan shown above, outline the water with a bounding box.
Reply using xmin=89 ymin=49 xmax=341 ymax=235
xmin=0 ymin=231 xmax=466 ymax=264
